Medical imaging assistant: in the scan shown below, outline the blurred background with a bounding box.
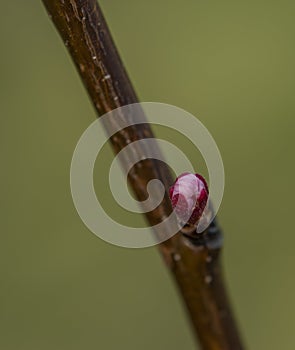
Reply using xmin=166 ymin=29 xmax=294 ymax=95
xmin=1 ymin=1 xmax=295 ymax=349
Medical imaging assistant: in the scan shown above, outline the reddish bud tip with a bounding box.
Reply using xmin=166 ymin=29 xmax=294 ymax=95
xmin=169 ymin=172 xmax=209 ymax=225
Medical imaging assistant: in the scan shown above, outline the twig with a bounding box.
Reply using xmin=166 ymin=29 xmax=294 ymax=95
xmin=42 ymin=1 xmax=244 ymax=348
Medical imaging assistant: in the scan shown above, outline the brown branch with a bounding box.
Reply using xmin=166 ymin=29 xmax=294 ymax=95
xmin=41 ymin=1 xmax=244 ymax=349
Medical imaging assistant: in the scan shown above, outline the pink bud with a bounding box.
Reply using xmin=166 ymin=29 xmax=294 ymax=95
xmin=169 ymin=172 xmax=209 ymax=225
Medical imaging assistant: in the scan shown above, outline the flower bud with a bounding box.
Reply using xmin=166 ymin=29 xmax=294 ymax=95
xmin=169 ymin=172 xmax=209 ymax=226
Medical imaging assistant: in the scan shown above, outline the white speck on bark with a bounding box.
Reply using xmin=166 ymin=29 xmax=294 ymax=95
xmin=205 ymin=275 xmax=213 ymax=284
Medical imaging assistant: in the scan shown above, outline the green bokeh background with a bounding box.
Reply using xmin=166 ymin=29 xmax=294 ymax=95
xmin=1 ymin=1 xmax=295 ymax=349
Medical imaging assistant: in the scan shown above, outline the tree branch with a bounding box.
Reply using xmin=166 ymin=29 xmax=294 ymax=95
xmin=42 ymin=1 xmax=244 ymax=348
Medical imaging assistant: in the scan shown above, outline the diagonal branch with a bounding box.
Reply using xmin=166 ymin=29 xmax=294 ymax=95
xmin=42 ymin=1 xmax=244 ymax=349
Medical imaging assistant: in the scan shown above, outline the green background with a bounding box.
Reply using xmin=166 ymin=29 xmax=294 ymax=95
xmin=1 ymin=1 xmax=295 ymax=349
